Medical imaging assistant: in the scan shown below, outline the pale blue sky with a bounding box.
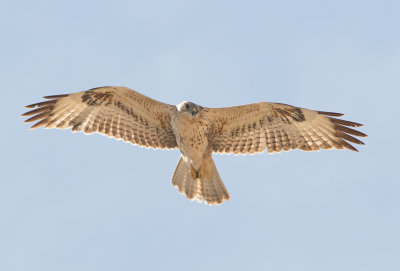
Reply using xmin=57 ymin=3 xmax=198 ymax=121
xmin=1 ymin=0 xmax=399 ymax=270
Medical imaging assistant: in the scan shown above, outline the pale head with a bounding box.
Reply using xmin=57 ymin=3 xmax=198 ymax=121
xmin=176 ymin=101 xmax=202 ymax=116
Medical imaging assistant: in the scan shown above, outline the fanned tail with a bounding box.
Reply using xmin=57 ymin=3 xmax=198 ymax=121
xmin=171 ymin=155 xmax=230 ymax=205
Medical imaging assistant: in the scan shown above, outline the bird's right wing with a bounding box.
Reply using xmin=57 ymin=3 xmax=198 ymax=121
xmin=22 ymin=86 xmax=178 ymax=149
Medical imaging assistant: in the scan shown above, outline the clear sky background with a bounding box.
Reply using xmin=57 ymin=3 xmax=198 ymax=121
xmin=1 ymin=1 xmax=399 ymax=270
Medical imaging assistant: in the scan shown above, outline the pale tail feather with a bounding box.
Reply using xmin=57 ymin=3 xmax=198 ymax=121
xmin=171 ymin=155 xmax=230 ymax=205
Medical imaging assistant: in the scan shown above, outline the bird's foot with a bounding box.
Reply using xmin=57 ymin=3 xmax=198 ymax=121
xmin=190 ymin=165 xmax=204 ymax=180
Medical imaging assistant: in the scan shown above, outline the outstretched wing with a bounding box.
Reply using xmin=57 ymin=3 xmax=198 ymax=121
xmin=205 ymin=102 xmax=367 ymax=154
xmin=22 ymin=86 xmax=178 ymax=149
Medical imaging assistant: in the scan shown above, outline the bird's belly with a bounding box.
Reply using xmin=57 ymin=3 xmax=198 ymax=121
xmin=178 ymin=133 xmax=207 ymax=158
xmin=171 ymin=117 xmax=209 ymax=169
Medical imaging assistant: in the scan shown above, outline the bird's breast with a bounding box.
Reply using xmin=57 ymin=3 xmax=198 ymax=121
xmin=171 ymin=114 xmax=210 ymax=161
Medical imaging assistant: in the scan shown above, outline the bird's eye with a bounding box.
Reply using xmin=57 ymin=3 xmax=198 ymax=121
xmin=185 ymin=104 xmax=190 ymax=109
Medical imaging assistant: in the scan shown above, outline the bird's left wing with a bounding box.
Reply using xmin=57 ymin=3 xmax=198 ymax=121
xmin=204 ymin=102 xmax=367 ymax=154
xmin=22 ymin=86 xmax=177 ymax=149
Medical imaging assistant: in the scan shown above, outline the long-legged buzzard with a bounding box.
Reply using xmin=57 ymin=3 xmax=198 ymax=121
xmin=22 ymin=87 xmax=367 ymax=205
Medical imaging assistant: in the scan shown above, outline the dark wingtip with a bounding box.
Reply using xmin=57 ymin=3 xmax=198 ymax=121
xmin=342 ymin=141 xmax=359 ymax=152
xmin=25 ymin=99 xmax=58 ymax=109
xmin=317 ymin=111 xmax=344 ymax=117
xmin=88 ymin=86 xmax=111 ymax=91
xmin=359 ymin=132 xmax=367 ymax=137
xmin=43 ymin=94 xmax=68 ymax=99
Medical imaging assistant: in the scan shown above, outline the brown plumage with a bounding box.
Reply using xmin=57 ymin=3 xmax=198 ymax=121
xmin=22 ymin=86 xmax=367 ymax=205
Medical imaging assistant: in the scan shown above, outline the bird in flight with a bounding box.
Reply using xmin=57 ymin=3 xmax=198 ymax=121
xmin=22 ymin=86 xmax=367 ymax=205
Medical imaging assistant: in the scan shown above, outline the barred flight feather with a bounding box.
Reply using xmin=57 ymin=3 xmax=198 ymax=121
xmin=207 ymin=103 xmax=366 ymax=154
xmin=22 ymin=87 xmax=178 ymax=150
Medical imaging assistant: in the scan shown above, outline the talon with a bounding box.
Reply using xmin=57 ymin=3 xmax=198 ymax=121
xmin=198 ymin=166 xmax=204 ymax=179
xmin=190 ymin=165 xmax=199 ymax=180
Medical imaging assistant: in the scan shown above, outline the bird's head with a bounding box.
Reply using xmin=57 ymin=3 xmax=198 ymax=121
xmin=177 ymin=101 xmax=202 ymax=117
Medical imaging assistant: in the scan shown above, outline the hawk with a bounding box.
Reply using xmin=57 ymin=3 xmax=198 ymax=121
xmin=22 ymin=86 xmax=367 ymax=205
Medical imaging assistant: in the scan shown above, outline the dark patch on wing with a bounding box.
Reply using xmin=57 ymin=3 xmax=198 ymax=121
xmin=81 ymin=90 xmax=114 ymax=106
xmin=273 ymin=107 xmax=305 ymax=123
xmin=113 ymin=100 xmax=150 ymax=128
xmin=291 ymin=107 xmax=305 ymax=122
xmin=230 ymin=127 xmax=241 ymax=137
